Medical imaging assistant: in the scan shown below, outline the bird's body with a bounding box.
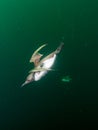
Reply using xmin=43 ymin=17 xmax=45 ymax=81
xmin=21 ymin=42 xmax=64 ymax=87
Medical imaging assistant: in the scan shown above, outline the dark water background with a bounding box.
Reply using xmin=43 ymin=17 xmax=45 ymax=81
xmin=0 ymin=0 xmax=98 ymax=129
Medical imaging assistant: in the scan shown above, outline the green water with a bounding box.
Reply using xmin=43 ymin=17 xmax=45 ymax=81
xmin=0 ymin=0 xmax=98 ymax=129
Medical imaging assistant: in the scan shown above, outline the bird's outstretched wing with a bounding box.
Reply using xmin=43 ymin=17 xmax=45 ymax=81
xmin=29 ymin=44 xmax=47 ymax=66
xmin=28 ymin=68 xmax=53 ymax=73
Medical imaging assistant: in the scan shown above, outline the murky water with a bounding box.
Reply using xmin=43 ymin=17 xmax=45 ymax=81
xmin=0 ymin=0 xmax=98 ymax=129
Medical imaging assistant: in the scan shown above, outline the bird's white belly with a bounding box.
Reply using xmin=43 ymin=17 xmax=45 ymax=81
xmin=34 ymin=54 xmax=56 ymax=81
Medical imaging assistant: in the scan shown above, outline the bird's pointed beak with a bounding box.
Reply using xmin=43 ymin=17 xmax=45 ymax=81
xmin=21 ymin=81 xmax=29 ymax=87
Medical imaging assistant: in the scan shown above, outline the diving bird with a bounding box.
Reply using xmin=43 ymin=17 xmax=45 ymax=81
xmin=21 ymin=42 xmax=64 ymax=87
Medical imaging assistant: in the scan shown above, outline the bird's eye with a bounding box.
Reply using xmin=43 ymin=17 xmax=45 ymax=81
xmin=40 ymin=63 xmax=44 ymax=67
